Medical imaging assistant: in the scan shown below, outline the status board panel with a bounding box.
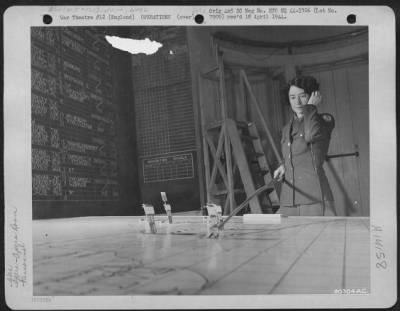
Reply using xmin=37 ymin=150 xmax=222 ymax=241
xmin=31 ymin=27 xmax=119 ymax=202
xmin=131 ymin=27 xmax=196 ymax=183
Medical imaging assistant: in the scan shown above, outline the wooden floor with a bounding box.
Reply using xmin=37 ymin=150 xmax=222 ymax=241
xmin=33 ymin=215 xmax=370 ymax=295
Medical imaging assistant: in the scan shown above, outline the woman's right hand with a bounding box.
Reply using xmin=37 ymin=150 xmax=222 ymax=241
xmin=273 ymin=165 xmax=285 ymax=182
xmin=307 ymin=91 xmax=322 ymax=106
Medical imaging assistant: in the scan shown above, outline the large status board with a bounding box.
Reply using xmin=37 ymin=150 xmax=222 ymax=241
xmin=131 ymin=26 xmax=200 ymax=211
xmin=131 ymin=27 xmax=196 ymax=182
xmin=31 ymin=27 xmax=119 ymax=205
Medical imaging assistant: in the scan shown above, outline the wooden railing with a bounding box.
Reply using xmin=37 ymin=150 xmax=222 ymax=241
xmin=239 ymin=70 xmax=282 ymax=164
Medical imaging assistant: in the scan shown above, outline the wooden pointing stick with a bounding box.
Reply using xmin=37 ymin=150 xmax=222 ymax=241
xmin=207 ymin=179 xmax=279 ymax=238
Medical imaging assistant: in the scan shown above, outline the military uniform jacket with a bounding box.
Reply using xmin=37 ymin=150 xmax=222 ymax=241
xmin=280 ymin=105 xmax=335 ymax=206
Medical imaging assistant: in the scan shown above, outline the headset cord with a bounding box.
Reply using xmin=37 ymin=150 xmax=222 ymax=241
xmin=310 ymin=142 xmax=326 ymax=216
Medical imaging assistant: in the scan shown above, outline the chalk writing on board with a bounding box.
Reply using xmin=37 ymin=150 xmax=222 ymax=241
xmin=89 ymin=93 xmax=103 ymax=103
xmin=32 ymin=27 xmax=118 ymax=202
xmin=91 ymin=113 xmax=114 ymax=125
xmin=63 ymin=60 xmax=81 ymax=74
xmin=59 ymin=112 xmax=65 ymax=127
xmin=64 ymin=82 xmax=89 ymax=102
xmin=32 ymin=149 xmax=50 ymax=171
xmin=69 ymin=176 xmax=90 ymax=188
xmin=50 ymin=128 xmax=60 ymax=148
xmin=87 ymin=49 xmax=108 ymax=64
xmin=53 ymin=176 xmax=62 ymax=195
xmin=32 ymin=122 xmax=49 ymax=146
xmin=32 ymin=94 xmax=48 ymax=117
xmin=31 ymin=28 xmax=57 ymax=46
xmin=32 ymin=174 xmax=50 ymax=195
xmin=49 ymin=102 xmax=59 ymax=121
xmin=89 ymin=73 xmax=101 ymax=84
xmin=32 ymin=45 xmax=57 ymax=73
xmin=64 ymin=73 xmax=84 ymax=88
xmin=68 ymin=154 xmax=91 ymax=166
xmin=92 ymin=137 xmax=105 ymax=145
xmin=32 ymin=174 xmax=62 ymax=196
xmin=93 ymin=157 xmax=107 ymax=165
xmin=62 ymin=140 xmax=98 ymax=154
xmin=65 ymin=114 xmax=93 ymax=130
xmin=63 ymin=28 xmax=85 ymax=43
xmin=32 ymin=149 xmax=61 ymax=172
xmin=32 ymin=70 xmax=58 ymax=97
xmin=51 ymin=152 xmax=61 ymax=172
xmin=61 ymin=35 xmax=85 ymax=54
xmin=32 ymin=94 xmax=59 ymax=121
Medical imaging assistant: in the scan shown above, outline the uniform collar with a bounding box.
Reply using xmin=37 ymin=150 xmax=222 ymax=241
xmin=292 ymin=113 xmax=304 ymax=123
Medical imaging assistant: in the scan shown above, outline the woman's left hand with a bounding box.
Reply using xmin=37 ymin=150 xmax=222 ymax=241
xmin=307 ymin=91 xmax=322 ymax=106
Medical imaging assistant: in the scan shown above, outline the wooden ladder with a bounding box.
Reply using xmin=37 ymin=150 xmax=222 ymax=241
xmin=205 ymin=118 xmax=279 ymax=214
xmin=200 ymin=45 xmax=282 ymax=215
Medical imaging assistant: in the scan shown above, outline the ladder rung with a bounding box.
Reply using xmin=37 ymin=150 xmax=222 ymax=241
xmin=259 ymin=169 xmax=269 ymax=175
xmin=256 ymin=188 xmax=275 ymax=199
xmin=203 ymin=66 xmax=219 ymax=76
xmin=200 ymin=67 xmax=220 ymax=81
xmin=235 ymin=121 xmax=250 ymax=129
xmin=206 ymin=121 xmax=223 ymax=130
xmin=247 ymin=152 xmax=264 ymax=158
xmin=240 ymin=134 xmax=258 ymax=141
xmin=264 ymin=187 xmax=275 ymax=195
xmin=201 ymin=67 xmax=234 ymax=81
xmin=212 ymin=189 xmax=245 ymax=196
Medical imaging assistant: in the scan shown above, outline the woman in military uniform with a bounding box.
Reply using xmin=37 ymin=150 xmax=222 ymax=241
xmin=274 ymin=76 xmax=336 ymax=216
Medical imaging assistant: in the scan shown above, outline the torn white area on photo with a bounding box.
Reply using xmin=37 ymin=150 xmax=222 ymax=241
xmin=105 ymin=35 xmax=163 ymax=55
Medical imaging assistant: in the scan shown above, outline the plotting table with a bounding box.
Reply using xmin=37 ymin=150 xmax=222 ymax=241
xmin=33 ymin=215 xmax=370 ymax=295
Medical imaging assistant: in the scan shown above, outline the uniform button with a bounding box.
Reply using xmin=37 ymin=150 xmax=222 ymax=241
xmin=300 ymin=133 xmax=303 ymax=137
xmin=288 ymin=142 xmax=291 ymax=146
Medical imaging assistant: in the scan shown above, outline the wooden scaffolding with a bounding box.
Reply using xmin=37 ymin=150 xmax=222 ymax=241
xmin=199 ymin=46 xmax=283 ymax=215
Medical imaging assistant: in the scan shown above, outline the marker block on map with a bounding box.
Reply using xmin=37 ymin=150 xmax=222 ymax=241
xmin=206 ymin=204 xmax=217 ymax=216
xmin=142 ymin=204 xmax=157 ymax=233
xmin=142 ymin=204 xmax=155 ymax=215
xmin=161 ymin=192 xmax=168 ymax=203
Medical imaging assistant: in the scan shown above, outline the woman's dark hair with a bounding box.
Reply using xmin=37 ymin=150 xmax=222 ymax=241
xmin=288 ymin=76 xmax=319 ymax=95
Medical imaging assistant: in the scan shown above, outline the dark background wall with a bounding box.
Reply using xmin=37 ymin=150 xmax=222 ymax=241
xmin=109 ymin=27 xmax=142 ymax=216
